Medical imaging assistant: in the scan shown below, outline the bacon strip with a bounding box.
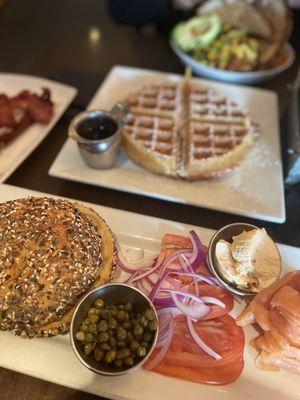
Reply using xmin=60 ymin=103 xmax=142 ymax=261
xmin=0 ymin=88 xmax=53 ymax=148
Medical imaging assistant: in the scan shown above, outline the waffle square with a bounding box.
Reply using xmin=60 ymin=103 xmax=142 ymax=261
xmin=122 ymin=80 xmax=256 ymax=180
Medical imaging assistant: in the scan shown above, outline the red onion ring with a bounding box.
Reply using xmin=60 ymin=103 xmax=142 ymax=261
xmin=187 ymin=317 xmax=221 ymax=360
xmin=170 ymin=292 xmax=211 ymax=320
xmin=146 ymin=311 xmax=174 ymax=370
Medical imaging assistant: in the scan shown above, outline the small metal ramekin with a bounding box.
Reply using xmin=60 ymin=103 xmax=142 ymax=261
xmin=70 ymin=283 xmax=158 ymax=376
xmin=207 ymin=223 xmax=282 ymax=296
xmin=69 ymin=103 xmax=129 ymax=169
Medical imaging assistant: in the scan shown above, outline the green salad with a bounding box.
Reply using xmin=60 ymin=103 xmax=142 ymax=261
xmin=172 ymin=15 xmax=261 ymax=72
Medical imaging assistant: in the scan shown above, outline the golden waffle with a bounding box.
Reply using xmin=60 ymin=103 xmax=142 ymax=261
xmin=125 ymin=83 xmax=183 ymax=117
xmin=122 ymin=79 xmax=256 ymax=179
xmin=182 ymin=83 xmax=254 ymax=179
xmin=123 ymin=111 xmax=180 ymax=177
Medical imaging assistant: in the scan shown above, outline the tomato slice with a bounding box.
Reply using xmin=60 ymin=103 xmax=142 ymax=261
xmin=162 ymin=234 xmax=192 ymax=250
xmin=200 ymin=283 xmax=234 ymax=319
xmin=146 ymin=315 xmax=245 ymax=385
xmin=153 ymin=358 xmax=244 ymax=386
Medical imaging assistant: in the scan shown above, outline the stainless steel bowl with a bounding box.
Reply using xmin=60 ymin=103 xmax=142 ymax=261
xmin=70 ymin=283 xmax=158 ymax=376
xmin=69 ymin=103 xmax=129 ymax=169
xmin=208 ymin=223 xmax=282 ymax=297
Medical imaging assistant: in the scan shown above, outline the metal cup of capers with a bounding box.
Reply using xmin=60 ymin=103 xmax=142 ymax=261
xmin=70 ymin=283 xmax=159 ymax=376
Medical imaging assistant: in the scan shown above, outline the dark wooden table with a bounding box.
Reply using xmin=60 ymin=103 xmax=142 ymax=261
xmin=0 ymin=1 xmax=299 ymax=399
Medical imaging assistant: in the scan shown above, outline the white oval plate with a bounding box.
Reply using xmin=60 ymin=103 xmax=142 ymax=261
xmin=170 ymin=41 xmax=295 ymax=85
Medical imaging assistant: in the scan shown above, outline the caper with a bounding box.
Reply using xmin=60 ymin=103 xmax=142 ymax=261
xmin=80 ymin=324 xmax=89 ymax=333
xmin=140 ymin=315 xmax=148 ymax=328
xmin=111 ymin=309 xmax=118 ymax=318
xmin=100 ymin=309 xmax=111 ymax=320
xmin=89 ymin=314 xmax=99 ymax=324
xmin=141 ymin=341 xmax=149 ymax=349
xmin=108 ymin=317 xmax=118 ymax=330
xmin=114 ymin=359 xmax=123 ymax=368
xmin=117 ymin=326 xmax=127 ymax=341
xmin=83 ymin=318 xmax=90 ymax=326
xmin=130 ymin=340 xmax=140 ymax=352
xmin=124 ymin=357 xmax=134 ymax=367
xmin=104 ymin=349 xmax=117 ymax=364
xmin=127 ymin=332 xmax=134 ymax=342
xmin=124 ymin=302 xmax=132 ymax=312
xmin=143 ymin=332 xmax=153 ymax=342
xmin=117 ymin=340 xmax=126 ymax=349
xmin=85 ymin=333 xmax=95 ymax=342
xmin=118 ymin=304 xmax=125 ymax=310
xmin=109 ymin=336 xmax=117 ymax=349
xmin=116 ymin=348 xmax=131 ymax=360
xmin=97 ymin=332 xmax=109 ymax=343
xmin=88 ymin=307 xmax=98 ymax=316
xmin=95 ymin=298 xmax=104 ymax=309
xmin=148 ymin=319 xmax=158 ymax=331
xmin=88 ymin=324 xmax=97 ymax=334
xmin=116 ymin=310 xmax=126 ymax=322
xmin=122 ymin=321 xmax=131 ymax=330
xmin=144 ymin=309 xmax=155 ymax=321
xmin=99 ymin=342 xmax=111 ymax=351
xmin=84 ymin=343 xmax=93 ymax=355
xmin=75 ymin=331 xmax=85 ymax=341
xmin=97 ymin=320 xmax=108 ymax=332
xmin=134 ymin=324 xmax=143 ymax=337
xmin=136 ymin=346 xmax=147 ymax=358
xmin=93 ymin=348 xmax=104 ymax=362
xmin=125 ymin=312 xmax=129 ymax=321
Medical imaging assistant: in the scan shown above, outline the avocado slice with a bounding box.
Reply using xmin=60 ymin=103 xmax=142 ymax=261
xmin=172 ymin=15 xmax=222 ymax=52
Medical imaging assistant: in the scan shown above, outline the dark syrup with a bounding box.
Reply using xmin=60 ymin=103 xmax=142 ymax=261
xmin=77 ymin=115 xmax=118 ymax=140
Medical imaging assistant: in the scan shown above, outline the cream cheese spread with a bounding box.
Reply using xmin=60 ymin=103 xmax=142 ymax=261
xmin=215 ymin=228 xmax=281 ymax=292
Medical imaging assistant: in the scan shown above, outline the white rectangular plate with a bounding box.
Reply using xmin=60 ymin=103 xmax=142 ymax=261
xmin=0 ymin=184 xmax=298 ymax=400
xmin=49 ymin=65 xmax=285 ymax=223
xmin=0 ymin=73 xmax=77 ymax=182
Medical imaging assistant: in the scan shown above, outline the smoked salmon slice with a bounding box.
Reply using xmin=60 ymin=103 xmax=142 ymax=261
xmin=237 ymin=271 xmax=300 ymax=330
xmin=237 ymin=271 xmax=300 ymax=375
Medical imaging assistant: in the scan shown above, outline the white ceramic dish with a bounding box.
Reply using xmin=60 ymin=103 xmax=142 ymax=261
xmin=170 ymin=41 xmax=295 ymax=85
xmin=0 ymin=183 xmax=299 ymax=400
xmin=0 ymin=73 xmax=77 ymax=182
xmin=49 ymin=66 xmax=285 ymax=223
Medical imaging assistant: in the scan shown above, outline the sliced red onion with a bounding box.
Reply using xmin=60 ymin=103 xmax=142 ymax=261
xmin=139 ymin=278 xmax=153 ymax=295
xmin=187 ymin=317 xmax=221 ymax=360
xmin=149 ymin=268 xmax=216 ymax=303
xmin=147 ymin=312 xmax=174 ymax=370
xmin=130 ymin=254 xmax=166 ymax=283
xmin=149 ymin=269 xmax=171 ymax=301
xmin=188 ymin=230 xmax=206 ymax=271
xmin=153 ymin=295 xmax=175 ymax=308
xmin=160 ymin=288 xmax=205 ymax=304
xmin=169 ymin=271 xmax=216 ymax=286
xmin=116 ymin=252 xmax=156 ymax=274
xmin=170 ymin=292 xmax=211 ymax=320
xmin=179 ymin=253 xmax=199 ymax=297
xmin=158 ymin=249 xmax=192 ymax=278
xmin=124 ymin=266 xmax=151 ymax=283
xmin=200 ymin=296 xmax=225 ymax=308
